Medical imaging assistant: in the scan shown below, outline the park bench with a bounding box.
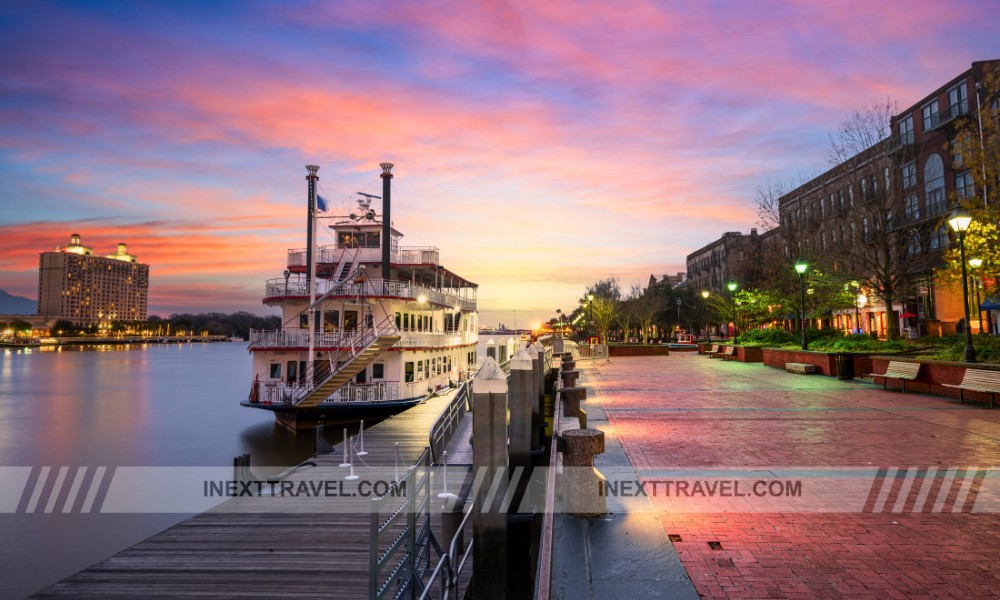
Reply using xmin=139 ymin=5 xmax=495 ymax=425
xmin=720 ymin=346 xmax=736 ymax=361
xmin=880 ymin=361 xmax=921 ymax=393
xmin=704 ymin=344 xmax=720 ymax=357
xmin=785 ymin=362 xmax=816 ymax=374
xmin=944 ymin=369 xmax=1000 ymax=408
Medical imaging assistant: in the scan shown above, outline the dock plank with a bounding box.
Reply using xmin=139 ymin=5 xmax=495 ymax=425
xmin=33 ymin=392 xmax=462 ymax=599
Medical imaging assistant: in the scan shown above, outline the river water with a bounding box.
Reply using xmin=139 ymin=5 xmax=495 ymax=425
xmin=0 ymin=343 xmax=332 ymax=599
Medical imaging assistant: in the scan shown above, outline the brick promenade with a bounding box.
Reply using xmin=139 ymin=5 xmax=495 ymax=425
xmin=582 ymin=354 xmax=1000 ymax=599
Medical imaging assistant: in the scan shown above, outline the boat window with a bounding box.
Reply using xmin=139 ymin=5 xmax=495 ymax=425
xmin=344 ymin=310 xmax=358 ymax=330
xmin=403 ymin=313 xmax=409 ymax=330
xmin=373 ymin=363 xmax=384 ymax=379
xmin=365 ymin=313 xmax=374 ymax=328
xmin=269 ymin=363 xmax=281 ymax=379
xmin=323 ymin=311 xmax=339 ymax=332
xmin=405 ymin=362 xmax=414 ymax=383
xmin=417 ymin=360 xmax=424 ymax=381
xmin=340 ymin=231 xmax=380 ymax=248
xmin=286 ymin=361 xmax=297 ymax=383
xmin=299 ymin=314 xmax=308 ymax=329
xmin=395 ymin=312 xmax=401 ymax=330
xmin=424 ymin=359 xmax=430 ymax=379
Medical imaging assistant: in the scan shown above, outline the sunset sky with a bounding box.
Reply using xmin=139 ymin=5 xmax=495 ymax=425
xmin=1 ymin=1 xmax=998 ymax=326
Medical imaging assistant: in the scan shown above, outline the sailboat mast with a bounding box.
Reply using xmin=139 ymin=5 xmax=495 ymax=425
xmin=305 ymin=165 xmax=320 ymax=375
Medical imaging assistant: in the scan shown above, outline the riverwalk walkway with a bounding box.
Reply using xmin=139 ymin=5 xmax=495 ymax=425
xmin=571 ymin=353 xmax=1000 ymax=599
xmin=32 ymin=390 xmax=462 ymax=599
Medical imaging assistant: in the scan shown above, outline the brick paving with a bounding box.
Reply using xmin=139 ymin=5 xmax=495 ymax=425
xmin=583 ymin=354 xmax=1000 ymax=599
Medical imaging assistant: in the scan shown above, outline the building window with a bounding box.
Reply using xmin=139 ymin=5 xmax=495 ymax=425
xmin=955 ymin=171 xmax=975 ymax=200
xmin=899 ymin=115 xmax=914 ymax=145
xmin=947 ymin=82 xmax=968 ymax=117
xmin=904 ymin=194 xmax=919 ymax=221
xmin=922 ymin=99 xmax=939 ymax=130
xmin=907 ymin=234 xmax=922 ymax=256
xmin=901 ymin=162 xmax=916 ymax=189
xmin=862 ymin=218 xmax=870 ymax=243
xmin=929 ymin=226 xmax=949 ymax=250
xmin=924 ymin=154 xmax=946 ymax=216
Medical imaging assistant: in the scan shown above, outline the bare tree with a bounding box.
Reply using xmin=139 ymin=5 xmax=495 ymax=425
xmin=821 ymin=99 xmax=940 ymax=339
xmin=634 ymin=283 xmax=661 ymax=344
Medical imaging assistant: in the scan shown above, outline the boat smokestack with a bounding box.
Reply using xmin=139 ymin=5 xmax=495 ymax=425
xmin=380 ymin=162 xmax=393 ymax=281
xmin=305 ymin=165 xmax=320 ymax=290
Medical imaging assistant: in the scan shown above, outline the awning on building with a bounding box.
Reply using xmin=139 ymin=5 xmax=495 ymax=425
xmin=981 ymin=296 xmax=1000 ymax=311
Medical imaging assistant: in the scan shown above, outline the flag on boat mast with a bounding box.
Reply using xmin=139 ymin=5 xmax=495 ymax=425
xmin=316 ymin=194 xmax=329 ymax=213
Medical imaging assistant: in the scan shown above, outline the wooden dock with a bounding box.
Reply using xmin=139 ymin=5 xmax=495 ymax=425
xmin=33 ymin=391 xmax=465 ymax=599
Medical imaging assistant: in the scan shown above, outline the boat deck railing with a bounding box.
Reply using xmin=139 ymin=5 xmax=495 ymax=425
xmin=249 ymin=329 xmax=476 ymax=351
xmin=255 ymin=380 xmax=402 ymax=406
xmin=263 ymin=277 xmax=476 ymax=311
xmin=287 ymin=245 xmax=441 ymax=268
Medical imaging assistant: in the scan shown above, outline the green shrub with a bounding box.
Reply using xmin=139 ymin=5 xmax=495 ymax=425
xmin=738 ymin=328 xmax=796 ymax=347
xmin=919 ymin=335 xmax=1000 ymax=364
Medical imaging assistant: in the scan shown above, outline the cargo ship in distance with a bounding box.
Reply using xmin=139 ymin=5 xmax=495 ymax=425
xmin=243 ymin=163 xmax=479 ymax=430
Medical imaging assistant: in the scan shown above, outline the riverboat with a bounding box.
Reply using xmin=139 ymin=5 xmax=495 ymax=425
xmin=242 ymin=163 xmax=479 ymax=430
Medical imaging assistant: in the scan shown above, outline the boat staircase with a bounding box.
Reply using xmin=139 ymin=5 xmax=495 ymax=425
xmin=294 ymin=314 xmax=401 ymax=408
xmin=334 ymin=252 xmax=360 ymax=282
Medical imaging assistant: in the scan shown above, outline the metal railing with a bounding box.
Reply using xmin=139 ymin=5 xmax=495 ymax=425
xmin=418 ymin=507 xmax=473 ymax=600
xmin=288 ymin=246 xmax=441 ymax=268
xmin=397 ymin=331 xmax=475 ymax=348
xmin=263 ymin=277 xmax=476 ymax=312
xmin=429 ymin=382 xmax=470 ymax=462
xmin=535 ymin=375 xmax=563 ymax=600
xmin=370 ymin=447 xmax=438 ymax=600
xmin=256 ymin=381 xmax=403 ymax=406
xmin=287 ymin=315 xmax=398 ymax=406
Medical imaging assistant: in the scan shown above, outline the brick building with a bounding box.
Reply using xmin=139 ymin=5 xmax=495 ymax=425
xmin=685 ymin=59 xmax=997 ymax=338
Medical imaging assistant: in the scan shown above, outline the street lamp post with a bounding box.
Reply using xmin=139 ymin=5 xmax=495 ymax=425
xmin=795 ymin=258 xmax=809 ymax=351
xmin=970 ymin=258 xmax=984 ymax=334
xmin=587 ymin=293 xmax=594 ymax=341
xmin=701 ymin=290 xmax=710 ymax=341
xmin=726 ymin=280 xmax=737 ymax=343
xmin=851 ymin=281 xmax=862 ymax=334
xmin=948 ymin=209 xmax=976 ymax=362
xmin=675 ymin=298 xmax=682 ymax=341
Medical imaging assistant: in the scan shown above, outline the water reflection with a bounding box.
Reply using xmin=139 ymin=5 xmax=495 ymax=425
xmin=0 ymin=343 xmax=345 ymax=598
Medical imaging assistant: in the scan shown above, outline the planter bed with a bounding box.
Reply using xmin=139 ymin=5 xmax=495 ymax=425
xmin=762 ymin=348 xmax=875 ymax=378
xmin=608 ymin=345 xmax=670 ymax=357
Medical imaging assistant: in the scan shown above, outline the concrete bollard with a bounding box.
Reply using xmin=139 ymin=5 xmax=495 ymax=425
xmin=561 ymin=429 xmax=606 ymax=517
xmin=509 ymin=348 xmax=534 ymax=472
xmin=561 ymin=369 xmax=579 ymax=388
xmin=472 ymin=357 xmax=509 ymax=598
xmin=561 ymin=358 xmax=576 ymax=371
xmin=562 ymin=386 xmax=586 ymax=417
